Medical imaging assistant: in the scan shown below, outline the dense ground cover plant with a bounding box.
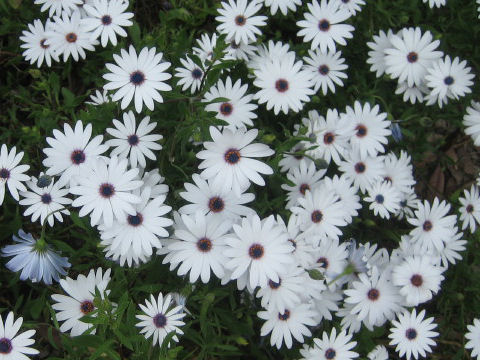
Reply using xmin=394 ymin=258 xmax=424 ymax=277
xmin=1 ymin=0 xmax=480 ymax=359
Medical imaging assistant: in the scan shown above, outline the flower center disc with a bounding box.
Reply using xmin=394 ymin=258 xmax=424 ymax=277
xmin=324 ymin=132 xmax=335 ymax=144
xmin=41 ymin=193 xmax=52 ymax=204
xmin=278 ymin=310 xmax=290 ymax=321
xmin=235 ymin=15 xmax=246 ymax=26
xmin=80 ymin=300 xmax=95 ymax=314
xmin=318 ymin=19 xmax=330 ymax=31
xmin=220 ymin=102 xmax=233 ymax=116
xmin=130 ymin=71 xmax=145 ymax=85
xmin=153 ymin=313 xmax=167 ymax=328
xmin=66 ymin=32 xmax=77 ymax=43
xmin=0 ymin=168 xmax=10 ymax=180
xmin=367 ymin=288 xmax=380 ymax=301
xmin=410 ymin=274 xmax=423 ymax=287
xmin=299 ymin=183 xmax=310 ymax=195
xmin=191 ymin=68 xmax=203 ymax=79
xmin=467 ymin=204 xmax=474 ymax=213
xmin=224 ymin=148 xmax=241 ymax=164
xmin=248 ymin=243 xmax=264 ymax=259
xmin=354 ymin=162 xmax=366 ymax=173
xmin=311 ymin=210 xmax=323 ymax=223
xmin=99 ymin=183 xmax=115 ymax=198
xmin=319 ymin=64 xmax=329 ymax=75
xmin=128 ymin=134 xmax=139 ymax=146
xmin=406 ymin=328 xmax=417 ymax=340
xmin=70 ymin=150 xmax=86 ymax=165
xmin=275 ymin=79 xmax=289 ymax=93
xmin=444 ymin=76 xmax=454 ymax=85
xmin=0 ymin=338 xmax=12 ymax=354
xmin=375 ymin=194 xmax=384 ymax=204
xmin=197 ymin=237 xmax=212 ymax=252
xmin=268 ymin=279 xmax=282 ymax=289
xmin=423 ymin=220 xmax=433 ymax=232
xmin=127 ymin=213 xmax=143 ymax=226
xmin=317 ymin=256 xmax=329 ymax=268
xmin=407 ymin=51 xmax=418 ymax=63
xmin=325 ymin=348 xmax=336 ymax=359
xmin=101 ymin=15 xmax=112 ymax=25
xmin=356 ymin=124 xmax=368 ymax=137
xmin=208 ymin=196 xmax=225 ymax=212
xmin=40 ymin=38 xmax=49 ymax=49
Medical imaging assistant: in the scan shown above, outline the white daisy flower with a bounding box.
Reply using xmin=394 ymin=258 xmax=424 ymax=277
xmin=19 ymin=174 xmax=71 ymax=227
xmin=99 ymin=187 xmax=173 ymax=267
xmin=335 ymin=0 xmax=365 ymax=16
xmin=384 ymin=27 xmax=443 ymax=87
xmin=174 ymin=56 xmax=205 ymax=94
xmin=103 ymin=45 xmax=172 ymax=113
xmin=192 ymin=33 xmax=217 ymax=63
xmin=392 ymin=256 xmax=445 ymax=306
xmin=20 ymin=19 xmax=59 ymax=67
xmin=395 ymin=188 xmax=418 ymax=220
xmin=165 ymin=212 xmax=231 ymax=283
xmin=216 ymin=0 xmax=267 ymax=45
xmin=366 ymin=29 xmax=394 ymax=78
xmin=344 ymin=267 xmax=403 ymax=328
xmin=389 ymin=309 xmax=438 ymax=360
xmin=382 ymin=150 xmax=416 ymax=194
xmin=423 ymin=0 xmax=446 ymax=8
xmin=224 ymin=39 xmax=256 ymax=61
xmin=34 ymin=0 xmax=82 ymax=17
xmin=407 ymin=197 xmax=457 ymax=253
xmin=297 ymin=0 xmax=355 ymax=53
xmin=322 ymin=174 xmax=361 ymax=223
xmin=224 ymin=214 xmax=294 ymax=289
xmin=309 ymin=237 xmax=349 ymax=284
xmin=339 ymin=153 xmax=385 ymax=193
xmin=302 ymin=328 xmax=359 ymax=360
xmin=278 ymin=214 xmax=315 ymax=268
xmin=341 ymin=101 xmax=391 ymax=159
xmin=282 ymin=160 xmax=326 ymax=209
xmin=278 ymin=143 xmax=315 ymax=173
xmin=106 ymin=111 xmax=162 ymax=168
xmin=196 ymin=126 xmax=274 ymax=197
xmin=42 ymin=120 xmax=108 ymax=187
xmin=258 ymin=304 xmax=317 ymax=349
xmin=263 ymin=0 xmax=302 ymax=15
xmin=364 ymin=180 xmax=401 ymax=219
xmin=291 ymin=186 xmax=348 ymax=242
xmin=395 ymin=81 xmax=429 ymax=104
xmin=304 ymin=49 xmax=348 ymax=95
xmin=51 ymin=268 xmax=111 ymax=336
xmin=0 ymin=311 xmax=39 ymax=359
xmin=135 ymin=292 xmax=186 ymax=347
xmin=253 ymin=52 xmax=315 ymax=115
xmin=459 ymin=185 xmax=480 ymax=233
xmin=466 ymin=318 xmax=480 ymax=360
xmin=439 ymin=227 xmax=466 ymax=268
xmin=367 ymin=345 xmax=389 ymax=360
xmin=0 ymin=145 xmax=30 ymax=205
xmin=70 ymin=156 xmax=143 ymax=227
xmin=82 ymin=0 xmax=133 ymax=47
xmin=203 ymin=77 xmax=258 ymax=128
xmin=463 ymin=101 xmax=480 ymax=146
xmin=179 ymin=173 xmax=255 ymax=220
xmin=139 ymin=168 xmax=169 ymax=198
xmin=2 ymin=230 xmax=70 ymax=285
xmin=247 ymin=40 xmax=293 ymax=72
xmin=425 ymin=56 xmax=474 ymax=108
xmin=46 ymin=10 xmax=98 ymax=62
xmin=85 ymin=89 xmax=111 ymax=105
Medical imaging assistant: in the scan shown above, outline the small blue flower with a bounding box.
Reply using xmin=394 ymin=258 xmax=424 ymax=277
xmin=1 ymin=229 xmax=70 ymax=285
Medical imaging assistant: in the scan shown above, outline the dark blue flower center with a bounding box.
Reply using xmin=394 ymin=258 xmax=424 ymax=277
xmin=0 ymin=338 xmax=12 ymax=354
xmin=191 ymin=68 xmax=203 ymax=79
xmin=268 ymin=279 xmax=282 ymax=289
xmin=356 ymin=124 xmax=367 ymax=137
xmin=99 ymin=183 xmax=115 ymax=198
xmin=80 ymin=300 xmax=94 ymax=314
xmin=325 ymin=348 xmax=336 ymax=359
xmin=66 ymin=32 xmax=77 ymax=43
xmin=196 ymin=237 xmax=212 ymax=252
xmin=128 ymin=134 xmax=139 ymax=146
xmin=410 ymin=274 xmax=423 ymax=287
xmin=101 ymin=15 xmax=112 ymax=25
xmin=324 ymin=132 xmax=335 ymax=144
xmin=235 ymin=15 xmax=246 ymax=26
xmin=153 ymin=313 xmax=167 ymax=328
xmin=444 ymin=76 xmax=454 ymax=85
xmin=275 ymin=79 xmax=289 ymax=93
xmin=318 ymin=19 xmax=330 ymax=31
xmin=70 ymin=150 xmax=86 ymax=165
xmin=355 ymin=162 xmax=366 ymax=173
xmin=406 ymin=328 xmax=417 ymax=340
xmin=367 ymin=288 xmax=380 ymax=300
xmin=41 ymin=193 xmax=52 ymax=204
xmin=467 ymin=204 xmax=474 ymax=213
xmin=319 ymin=65 xmax=329 ymax=75
xmin=400 ymin=200 xmax=407 ymax=207
xmin=127 ymin=213 xmax=143 ymax=226
xmin=248 ymin=244 xmax=264 ymax=259
xmin=278 ymin=310 xmax=290 ymax=321
xmin=130 ymin=71 xmax=145 ymax=85
xmin=220 ymin=102 xmax=233 ymax=116
xmin=224 ymin=148 xmax=241 ymax=164
xmin=407 ymin=52 xmax=418 ymax=63
xmin=423 ymin=220 xmax=433 ymax=231
xmin=375 ymin=194 xmax=384 ymax=204
xmin=317 ymin=256 xmax=329 ymax=268
xmin=299 ymin=183 xmax=310 ymax=195
xmin=208 ymin=197 xmax=224 ymax=212
xmin=40 ymin=38 xmax=49 ymax=49
xmin=0 ymin=168 xmax=10 ymax=180
xmin=311 ymin=210 xmax=323 ymax=223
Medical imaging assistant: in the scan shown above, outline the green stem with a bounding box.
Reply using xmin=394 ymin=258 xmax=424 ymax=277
xmin=327 ymin=264 xmax=355 ymax=287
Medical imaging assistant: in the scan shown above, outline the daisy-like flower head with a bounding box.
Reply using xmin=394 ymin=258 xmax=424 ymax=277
xmin=46 ymin=10 xmax=98 ymax=62
xmin=224 ymin=39 xmax=257 ymax=61
xmin=216 ymin=0 xmax=267 ymax=45
xmin=20 ymin=19 xmax=59 ymax=67
xmin=263 ymin=0 xmax=302 ymax=15
xmin=203 ymin=77 xmax=258 ymax=128
xmin=366 ymin=29 xmax=395 ymax=78
xmin=335 ymin=0 xmax=365 ymax=16
xmin=302 ymin=327 xmax=359 ymax=360
xmin=339 ymin=152 xmax=385 ymax=193
xmin=103 ymin=45 xmax=172 ymax=113
xmin=196 ymin=126 xmax=274 ymax=197
xmin=344 ymin=267 xmax=403 ymax=328
xmin=42 ymin=120 xmax=109 ymax=187
xmin=82 ymin=0 xmax=133 ymax=47
xmin=395 ymin=188 xmax=418 ymax=220
xmin=135 ymin=292 xmax=186 ymax=347
xmin=364 ymin=180 xmax=401 ymax=219
xmin=341 ymin=101 xmax=391 ymax=159
xmin=367 ymin=345 xmax=389 ymax=360
xmin=165 ymin=211 xmax=231 ymax=283
xmin=278 ymin=143 xmax=315 ymax=173
xmin=224 ymin=214 xmax=294 ymax=289
xmin=392 ymin=255 xmax=445 ymax=306
xmin=281 ymin=160 xmax=326 ymax=209
xmin=459 ymin=184 xmax=480 ymax=233
xmin=297 ymin=0 xmax=355 ymax=53
xmin=465 ymin=318 xmax=480 ymax=360
xmin=139 ymin=168 xmax=169 ymax=198
xmin=384 ymin=27 xmax=443 ymax=87
xmin=0 ymin=311 xmax=39 ymax=360
xmin=19 ymin=173 xmax=71 ymax=227
xmin=179 ymin=173 xmax=255 ymax=220
xmin=425 ymin=56 xmax=475 ymax=108
xmin=174 ymin=56 xmax=205 ymax=94
xmin=34 ymin=0 xmax=82 ymax=17
xmin=192 ymin=33 xmax=218 ymax=64
xmin=395 ymin=81 xmax=429 ymax=104
xmin=85 ymin=89 xmax=111 ymax=105
xmin=247 ymin=40 xmax=293 ymax=72
xmin=2 ymin=230 xmax=71 ymax=285
xmin=279 ymin=214 xmax=316 ymax=268
xmin=70 ymin=156 xmax=143 ymax=227
xmin=106 ymin=111 xmax=162 ymax=168
xmin=253 ymin=52 xmax=315 ymax=115
xmin=463 ymin=101 xmax=480 ymax=146
xmin=389 ymin=309 xmax=438 ymax=360
xmin=99 ymin=187 xmax=173 ymax=267
xmin=303 ymin=49 xmax=348 ymax=95
xmin=309 ymin=237 xmax=349 ymax=286
xmin=51 ymin=268 xmax=111 ymax=336
xmin=407 ymin=197 xmax=457 ymax=253
xmin=322 ymin=174 xmax=361 ymax=223
xmin=382 ymin=150 xmax=416 ymax=194
xmin=257 ymin=304 xmax=318 ymax=349
xmin=423 ymin=0 xmax=446 ymax=8
xmin=0 ymin=144 xmax=30 ymax=206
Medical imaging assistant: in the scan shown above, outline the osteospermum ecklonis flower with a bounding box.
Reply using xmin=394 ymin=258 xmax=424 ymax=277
xmin=20 ymin=19 xmax=59 ymax=67
xmin=34 ymin=0 xmax=82 ymax=17
xmin=367 ymin=29 xmax=395 ymax=78
xmin=263 ymin=0 xmax=302 ymax=15
xmin=463 ymin=100 xmax=480 ymax=146
xmin=459 ymin=184 xmax=480 ymax=233
xmin=0 ymin=144 xmax=30 ymax=206
xmin=303 ymin=49 xmax=348 ymax=95
xmin=301 ymin=327 xmax=359 ymax=360
xmin=174 ymin=56 xmax=205 ymax=94
xmin=0 ymin=311 xmax=40 ymax=359
xmin=103 ymin=45 xmax=172 ymax=113
xmin=466 ymin=318 xmax=480 ymax=360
